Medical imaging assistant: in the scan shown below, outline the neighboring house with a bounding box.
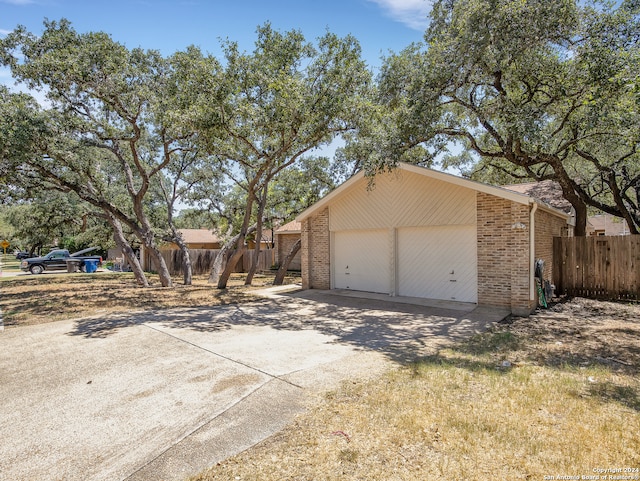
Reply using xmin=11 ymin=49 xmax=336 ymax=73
xmin=167 ymin=229 xmax=222 ymax=249
xmin=274 ymin=220 xmax=302 ymax=271
xmin=296 ymin=163 xmax=572 ymax=316
xmin=587 ymin=214 xmax=631 ymax=236
xmin=504 ymin=182 xmax=632 ymax=236
xmin=504 ymin=180 xmax=574 ymax=233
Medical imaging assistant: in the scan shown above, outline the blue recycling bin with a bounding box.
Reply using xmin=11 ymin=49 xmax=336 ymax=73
xmin=84 ymin=259 xmax=99 ymax=273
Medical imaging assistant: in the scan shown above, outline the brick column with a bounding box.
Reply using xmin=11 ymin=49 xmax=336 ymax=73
xmin=301 ymin=219 xmax=310 ymax=289
xmin=301 ymin=208 xmax=330 ymax=290
xmin=477 ymin=193 xmax=533 ymax=315
xmin=510 ymin=202 xmax=532 ymax=315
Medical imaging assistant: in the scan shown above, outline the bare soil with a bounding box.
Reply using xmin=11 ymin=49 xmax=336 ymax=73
xmin=494 ymin=297 xmax=640 ymax=374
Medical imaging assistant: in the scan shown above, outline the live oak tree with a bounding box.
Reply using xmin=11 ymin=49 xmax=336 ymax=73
xmin=376 ymin=0 xmax=640 ymax=235
xmin=1 ymin=20 xmax=209 ymax=285
xmin=193 ymin=24 xmax=371 ymax=288
xmin=0 ymin=86 xmax=151 ymax=284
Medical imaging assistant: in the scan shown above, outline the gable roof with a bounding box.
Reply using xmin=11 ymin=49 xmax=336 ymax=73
xmin=178 ymin=229 xmax=221 ymax=244
xmin=297 ymin=163 xmax=570 ymax=221
xmin=276 ymin=220 xmax=301 ymax=233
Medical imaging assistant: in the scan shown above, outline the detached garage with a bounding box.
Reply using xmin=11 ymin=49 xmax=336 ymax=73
xmin=297 ymin=163 xmax=572 ymax=315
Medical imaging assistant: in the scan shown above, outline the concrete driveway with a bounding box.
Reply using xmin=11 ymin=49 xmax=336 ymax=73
xmin=0 ymin=289 xmax=508 ymax=481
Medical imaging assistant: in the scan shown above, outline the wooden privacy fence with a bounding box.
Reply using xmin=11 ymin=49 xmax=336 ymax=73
xmin=147 ymin=248 xmax=275 ymax=276
xmin=553 ymin=235 xmax=640 ymax=300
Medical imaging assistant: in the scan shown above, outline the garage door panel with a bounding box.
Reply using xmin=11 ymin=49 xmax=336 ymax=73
xmin=334 ymin=230 xmax=390 ymax=294
xmin=398 ymin=225 xmax=477 ymax=302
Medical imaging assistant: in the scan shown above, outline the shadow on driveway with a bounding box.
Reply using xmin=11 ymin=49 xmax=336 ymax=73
xmin=68 ymin=290 xmax=509 ymax=364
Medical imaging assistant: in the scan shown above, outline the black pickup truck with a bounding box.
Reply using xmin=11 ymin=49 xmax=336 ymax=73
xmin=20 ymin=247 xmax=103 ymax=275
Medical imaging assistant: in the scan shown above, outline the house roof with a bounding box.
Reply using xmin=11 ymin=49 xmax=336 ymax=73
xmin=276 ymin=220 xmax=301 ymax=234
xmin=297 ymin=163 xmax=570 ymax=222
xmin=178 ymin=229 xmax=221 ymax=244
xmin=256 ymin=230 xmax=273 ymax=244
xmin=503 ymin=180 xmax=573 ymax=214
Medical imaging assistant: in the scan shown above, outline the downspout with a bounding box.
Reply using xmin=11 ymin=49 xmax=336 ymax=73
xmin=529 ymin=201 xmax=538 ymax=308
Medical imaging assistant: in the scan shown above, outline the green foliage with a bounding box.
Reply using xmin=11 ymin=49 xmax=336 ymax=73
xmin=376 ymin=0 xmax=640 ymax=234
xmin=0 ymin=191 xmax=110 ymax=253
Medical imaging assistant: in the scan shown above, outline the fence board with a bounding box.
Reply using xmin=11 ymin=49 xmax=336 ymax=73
xmin=157 ymin=248 xmax=274 ymax=276
xmin=553 ymin=235 xmax=640 ymax=300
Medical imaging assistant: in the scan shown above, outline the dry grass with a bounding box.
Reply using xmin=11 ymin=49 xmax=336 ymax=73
xmin=193 ymin=298 xmax=640 ymax=481
xmin=0 ymin=271 xmax=301 ymax=328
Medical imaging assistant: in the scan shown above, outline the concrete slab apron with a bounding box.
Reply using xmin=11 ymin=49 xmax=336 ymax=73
xmin=125 ymin=320 xmax=369 ymax=481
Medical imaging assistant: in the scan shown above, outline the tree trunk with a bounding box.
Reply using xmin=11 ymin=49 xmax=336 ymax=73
xmin=218 ymin=244 xmax=247 ymax=289
xmin=244 ymin=239 xmax=261 ymax=286
xmin=106 ymin=212 xmax=148 ymax=287
xmin=209 ymin=246 xmax=231 ymax=284
xmin=572 ymin=200 xmax=588 ymax=237
xmin=554 ymin=173 xmax=588 ymax=237
xmin=245 ymin=187 xmax=268 ymax=286
xmin=208 ymin=225 xmax=257 ymax=286
xmin=171 ymin=228 xmax=193 ymax=285
xmin=273 ymin=238 xmax=300 ymax=285
xmin=143 ymin=240 xmax=173 ymax=287
xmin=130 ymin=193 xmax=173 ymax=287
xmin=608 ymin=172 xmax=639 ymax=235
xmin=214 ymin=190 xmax=258 ymax=289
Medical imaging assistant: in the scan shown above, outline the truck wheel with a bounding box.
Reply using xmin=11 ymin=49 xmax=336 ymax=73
xmin=30 ymin=264 xmax=44 ymax=275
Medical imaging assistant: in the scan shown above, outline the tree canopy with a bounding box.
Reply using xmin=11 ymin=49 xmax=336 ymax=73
xmin=189 ymin=24 xmax=371 ymax=287
xmin=1 ymin=20 xmax=219 ymax=285
xmin=1 ymin=20 xmax=370 ymax=287
xmin=374 ymin=0 xmax=640 ymax=235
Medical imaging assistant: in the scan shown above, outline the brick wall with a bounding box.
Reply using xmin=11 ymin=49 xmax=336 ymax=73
xmin=534 ymin=208 xmax=568 ymax=284
xmin=275 ymin=232 xmax=302 ymax=271
xmin=300 ymin=193 xmax=564 ymax=315
xmin=301 ymin=208 xmax=330 ymax=289
xmin=477 ymin=193 xmax=533 ymax=315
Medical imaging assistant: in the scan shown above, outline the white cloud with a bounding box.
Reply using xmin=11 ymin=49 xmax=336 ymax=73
xmin=0 ymin=29 xmax=12 ymax=35
xmin=0 ymin=0 xmax=35 ymax=4
xmin=368 ymin=0 xmax=431 ymax=31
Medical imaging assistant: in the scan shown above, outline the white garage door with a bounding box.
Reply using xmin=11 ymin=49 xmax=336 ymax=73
xmin=334 ymin=230 xmax=390 ymax=293
xmin=398 ymin=225 xmax=477 ymax=303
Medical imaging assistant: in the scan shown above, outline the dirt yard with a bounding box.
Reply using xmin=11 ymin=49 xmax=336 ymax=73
xmin=495 ymin=297 xmax=640 ymax=375
xmin=0 ymin=272 xmax=301 ymax=328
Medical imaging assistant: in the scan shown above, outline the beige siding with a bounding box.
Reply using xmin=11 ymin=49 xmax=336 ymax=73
xmin=329 ymin=170 xmax=476 ymax=231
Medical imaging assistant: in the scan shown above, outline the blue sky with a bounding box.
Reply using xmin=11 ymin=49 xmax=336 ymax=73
xmin=0 ymin=0 xmax=430 ymax=71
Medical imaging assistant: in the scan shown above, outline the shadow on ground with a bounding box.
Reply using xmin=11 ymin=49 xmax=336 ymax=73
xmin=67 ymin=290 xmax=504 ymax=365
xmin=409 ymin=296 xmax=640 ymax=412
xmin=67 ymin=292 xmax=640 ymax=412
